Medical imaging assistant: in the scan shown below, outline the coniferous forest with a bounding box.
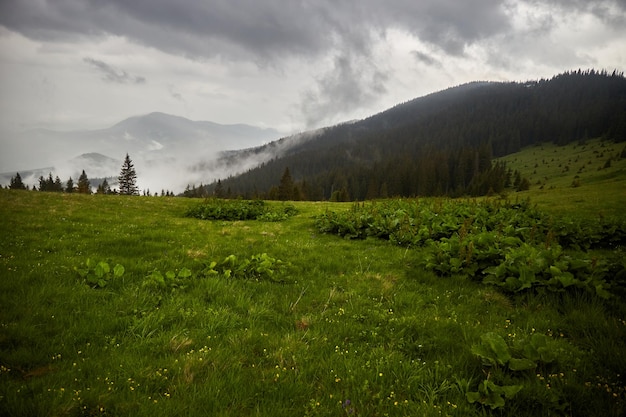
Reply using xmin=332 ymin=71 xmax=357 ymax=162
xmin=203 ymin=70 xmax=626 ymax=201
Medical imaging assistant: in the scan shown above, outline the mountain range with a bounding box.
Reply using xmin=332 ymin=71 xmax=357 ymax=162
xmin=3 ymin=70 xmax=625 ymax=197
xmin=0 ymin=112 xmax=283 ymax=192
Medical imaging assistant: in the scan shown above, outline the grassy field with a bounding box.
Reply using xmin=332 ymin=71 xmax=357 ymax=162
xmin=1 ymin=140 xmax=625 ymax=416
xmin=497 ymin=138 xmax=626 ymax=217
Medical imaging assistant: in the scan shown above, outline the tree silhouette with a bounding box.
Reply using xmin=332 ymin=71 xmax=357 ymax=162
xmin=278 ymin=167 xmax=294 ymax=201
xmin=66 ymin=177 xmax=75 ymax=193
xmin=77 ymin=170 xmax=91 ymax=194
xmin=9 ymin=173 xmax=26 ymax=190
xmin=118 ymin=154 xmax=139 ymax=196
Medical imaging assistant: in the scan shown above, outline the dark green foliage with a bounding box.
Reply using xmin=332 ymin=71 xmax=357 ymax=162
xmin=118 ymin=153 xmax=139 ymax=195
xmin=38 ymin=172 xmax=64 ymax=192
xmin=278 ymin=167 xmax=295 ymax=200
xmin=467 ymin=332 xmax=558 ymax=409
xmin=207 ymin=71 xmax=626 ymax=200
xmin=142 ymin=267 xmax=193 ymax=291
xmin=65 ymin=177 xmax=75 ymax=193
xmin=77 ymin=170 xmax=91 ymax=194
xmin=183 ymin=183 xmax=209 ymax=198
xmin=185 ymin=198 xmax=298 ymax=221
xmin=96 ymin=178 xmax=111 ymax=194
xmin=185 ymin=199 xmax=267 ymax=220
xmin=9 ymin=173 xmax=26 ymax=190
xmin=141 ymin=253 xmax=286 ymax=291
xmin=551 ymin=216 xmax=626 ymax=250
xmin=200 ymin=253 xmax=286 ymax=282
xmin=75 ymin=259 xmax=125 ymax=288
xmin=466 ymin=379 xmax=523 ymax=410
xmin=53 ymin=176 xmax=63 ymax=192
xmin=315 ymin=199 xmax=621 ymax=297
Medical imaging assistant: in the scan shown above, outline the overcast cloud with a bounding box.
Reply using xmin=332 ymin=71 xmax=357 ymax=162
xmin=1 ymin=0 xmax=625 ymax=166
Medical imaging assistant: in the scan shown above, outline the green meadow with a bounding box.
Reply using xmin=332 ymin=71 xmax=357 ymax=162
xmin=497 ymin=138 xmax=626 ymax=216
xmin=1 ymin=140 xmax=625 ymax=416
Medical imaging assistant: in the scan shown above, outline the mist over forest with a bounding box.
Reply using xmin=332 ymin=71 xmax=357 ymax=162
xmin=3 ymin=70 xmax=625 ymax=197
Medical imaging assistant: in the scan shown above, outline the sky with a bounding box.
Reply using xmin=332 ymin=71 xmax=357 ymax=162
xmin=1 ymin=1 xmax=625 ymax=146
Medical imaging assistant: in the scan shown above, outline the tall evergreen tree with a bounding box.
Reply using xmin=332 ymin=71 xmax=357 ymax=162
xmin=102 ymin=178 xmax=111 ymax=194
xmin=118 ymin=154 xmax=139 ymax=195
xmin=54 ymin=176 xmax=64 ymax=192
xmin=214 ymin=180 xmax=225 ymax=198
xmin=278 ymin=167 xmax=294 ymax=201
xmin=38 ymin=175 xmax=47 ymax=191
xmin=77 ymin=170 xmax=91 ymax=194
xmin=9 ymin=173 xmax=26 ymax=190
xmin=66 ymin=177 xmax=75 ymax=193
xmin=38 ymin=173 xmax=55 ymax=192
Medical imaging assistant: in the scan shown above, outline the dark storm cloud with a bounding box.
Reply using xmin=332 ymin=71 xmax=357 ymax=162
xmin=83 ymin=57 xmax=146 ymax=84
xmin=2 ymin=0 xmax=624 ymax=128
xmin=3 ymin=0 xmax=625 ymax=60
xmin=0 ymin=0 xmax=518 ymax=126
xmin=0 ymin=0 xmax=519 ymax=60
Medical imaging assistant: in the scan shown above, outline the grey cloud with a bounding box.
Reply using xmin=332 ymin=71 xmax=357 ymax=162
xmin=0 ymin=1 xmax=523 ymax=61
xmin=3 ymin=0 xmax=624 ymax=130
xmin=169 ymin=86 xmax=184 ymax=102
xmin=412 ymin=51 xmax=441 ymax=67
xmin=3 ymin=1 xmax=625 ymax=60
xmin=301 ymin=51 xmax=388 ymax=129
xmin=521 ymin=0 xmax=626 ymax=26
xmin=83 ymin=57 xmax=146 ymax=84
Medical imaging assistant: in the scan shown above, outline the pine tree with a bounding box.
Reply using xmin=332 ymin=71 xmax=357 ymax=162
xmin=118 ymin=154 xmax=138 ymax=195
xmin=54 ymin=176 xmax=64 ymax=192
xmin=278 ymin=167 xmax=294 ymax=201
xmin=77 ymin=170 xmax=91 ymax=194
xmin=101 ymin=178 xmax=111 ymax=194
xmin=9 ymin=173 xmax=27 ymax=190
xmin=66 ymin=177 xmax=75 ymax=193
xmin=214 ymin=180 xmax=225 ymax=198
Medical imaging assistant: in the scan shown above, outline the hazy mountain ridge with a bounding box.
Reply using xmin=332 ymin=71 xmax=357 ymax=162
xmin=1 ymin=113 xmax=284 ymax=192
xmin=207 ymin=71 xmax=626 ymax=199
xmin=4 ymin=71 xmax=625 ymax=196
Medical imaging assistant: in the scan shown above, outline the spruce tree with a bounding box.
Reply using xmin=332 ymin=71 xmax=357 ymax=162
xmin=101 ymin=178 xmax=111 ymax=194
xmin=9 ymin=173 xmax=26 ymax=190
xmin=77 ymin=170 xmax=91 ymax=194
xmin=278 ymin=167 xmax=294 ymax=201
xmin=66 ymin=177 xmax=75 ymax=193
xmin=118 ymin=153 xmax=138 ymax=195
xmin=54 ymin=176 xmax=64 ymax=192
xmin=214 ymin=180 xmax=225 ymax=198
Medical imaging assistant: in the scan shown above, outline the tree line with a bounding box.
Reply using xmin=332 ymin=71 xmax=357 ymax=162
xmin=196 ymin=70 xmax=625 ymax=201
xmin=6 ymin=154 xmax=149 ymax=195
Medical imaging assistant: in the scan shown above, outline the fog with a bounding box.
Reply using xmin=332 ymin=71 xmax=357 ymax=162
xmin=0 ymin=112 xmax=287 ymax=194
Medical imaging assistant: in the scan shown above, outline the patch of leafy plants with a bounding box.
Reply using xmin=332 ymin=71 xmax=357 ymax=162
xmin=185 ymin=198 xmax=298 ymax=221
xmin=467 ymin=332 xmax=560 ymax=410
xmin=142 ymin=267 xmax=193 ymax=291
xmin=314 ymin=199 xmax=621 ymax=297
xmin=140 ymin=253 xmax=287 ymax=291
xmin=75 ymin=259 xmax=125 ymax=288
xmin=199 ymin=253 xmax=286 ymax=282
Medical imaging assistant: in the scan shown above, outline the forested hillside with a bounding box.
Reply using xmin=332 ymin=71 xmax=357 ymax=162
xmin=203 ymin=70 xmax=626 ymax=200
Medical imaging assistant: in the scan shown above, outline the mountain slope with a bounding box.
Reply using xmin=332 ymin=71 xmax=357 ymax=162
xmin=208 ymin=70 xmax=626 ymax=200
